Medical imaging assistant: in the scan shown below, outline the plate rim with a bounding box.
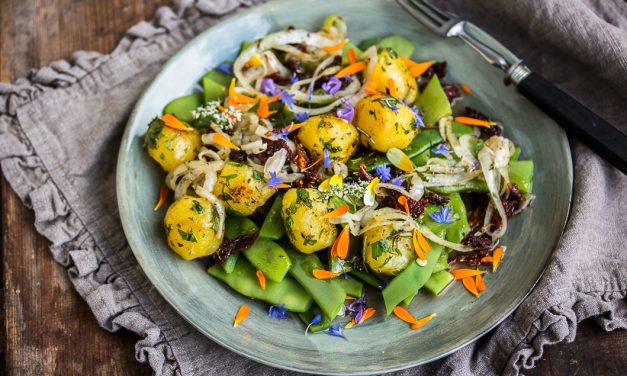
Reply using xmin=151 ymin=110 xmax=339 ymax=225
xmin=116 ymin=1 xmax=574 ymax=373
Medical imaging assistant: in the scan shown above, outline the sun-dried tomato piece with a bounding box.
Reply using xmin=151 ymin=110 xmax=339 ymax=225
xmin=423 ymin=61 xmax=447 ymax=80
xmin=442 ymin=84 xmax=461 ymax=104
xmin=213 ymin=232 xmax=259 ymax=266
xmin=502 ymin=183 xmax=525 ymax=217
xmin=255 ymin=138 xmax=293 ymax=164
xmin=358 ymin=163 xmax=373 ymax=181
xmin=421 ymin=191 xmax=450 ymax=206
xmin=448 ymin=249 xmax=489 ymax=267
xmin=229 ymin=150 xmax=247 ymax=163
xmin=463 ymin=233 xmax=493 ymax=249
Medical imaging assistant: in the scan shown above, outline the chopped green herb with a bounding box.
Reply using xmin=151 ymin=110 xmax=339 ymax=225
xmin=251 ymin=169 xmax=265 ymax=181
xmin=371 ymin=238 xmax=391 ymax=259
xmin=144 ymin=117 xmax=164 ymax=149
xmin=190 ymin=200 xmax=206 ymax=215
xmin=210 ymin=207 xmax=220 ymax=232
xmin=178 ymin=229 xmax=198 ymax=243
xmin=296 ymin=188 xmax=313 ymax=208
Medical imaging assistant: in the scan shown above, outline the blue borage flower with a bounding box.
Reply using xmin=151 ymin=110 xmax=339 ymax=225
xmin=305 ymin=313 xmax=322 ymax=335
xmin=472 ymin=160 xmax=481 ymax=170
xmin=390 ymin=175 xmax=405 ymax=187
xmin=290 ymin=73 xmax=299 ymax=85
xmin=336 ymin=98 xmax=355 ymax=123
xmin=216 ymin=62 xmax=232 ymax=75
xmin=375 ymin=162 xmax=392 ymax=183
xmin=261 ymin=78 xmax=280 ymax=96
xmin=325 ymin=324 xmax=347 ymax=340
xmin=275 ymin=127 xmax=291 ymax=140
xmin=264 ymin=171 xmax=285 ymax=190
xmin=294 ymin=112 xmax=309 ymax=123
xmin=268 ymin=304 xmax=288 ymax=320
xmin=345 ymin=294 xmax=367 ymax=323
xmin=279 ymin=90 xmax=295 ymax=108
xmin=322 ymin=76 xmax=342 ymax=95
xmin=411 ymin=106 xmax=425 ymax=128
xmin=429 ymin=206 xmax=454 ymax=224
xmin=432 ymin=143 xmax=450 ymax=156
xmin=323 ymin=149 xmax=333 ymax=169
xmin=343 ymin=272 xmax=348 ymax=280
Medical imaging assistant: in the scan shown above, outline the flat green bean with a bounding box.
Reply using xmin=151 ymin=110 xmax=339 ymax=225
xmin=336 ymin=275 xmax=364 ymax=298
xmin=244 ymin=238 xmax=292 ymax=283
xmin=298 ymin=305 xmax=331 ymax=333
xmin=424 ymin=270 xmax=454 ymax=296
xmin=259 ymin=193 xmax=285 ymax=240
xmin=349 ymin=270 xmax=384 ymax=289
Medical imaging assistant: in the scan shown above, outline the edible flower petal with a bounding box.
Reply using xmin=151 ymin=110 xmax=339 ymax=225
xmin=332 ymin=226 xmax=350 ymax=260
xmin=290 ymin=73 xmax=299 ymax=84
xmin=323 ymin=39 xmax=348 ymax=54
xmin=325 ymin=324 xmax=347 ymax=340
xmin=154 ymin=184 xmax=169 ymax=211
xmin=387 ymin=78 xmax=398 ymax=98
xmin=375 ymin=162 xmax=392 ymax=183
xmin=329 ymin=173 xmax=344 ymax=187
xmin=428 ymin=206 xmax=454 ymax=224
xmin=268 ymin=304 xmax=288 ymax=320
xmin=228 ymin=79 xmax=257 ymax=107
xmin=398 ymin=196 xmax=410 ymax=215
xmin=451 ymin=269 xmax=485 ymax=280
xmin=347 ymin=48 xmax=356 ymax=64
xmin=431 ymin=143 xmax=450 ymax=156
xmin=459 ymin=83 xmax=472 ymax=94
xmin=305 ymin=314 xmax=322 ymax=335
xmin=364 ymin=61 xmax=382 ymax=94
xmin=264 ymin=171 xmax=289 ymax=190
xmin=323 ymin=149 xmax=333 ymax=169
xmin=322 ymin=204 xmax=349 ymax=219
xmin=492 ymin=247 xmax=503 ymax=272
xmin=336 ymin=61 xmax=367 ymax=78
xmin=364 ymin=177 xmax=380 ymax=206
xmin=257 ymin=95 xmax=278 ymax=119
xmin=294 ymin=112 xmax=310 ymax=123
xmin=386 ymin=148 xmax=414 ymax=172
xmin=400 ymin=57 xmax=434 ymax=78
xmin=415 ymin=229 xmax=431 ymax=253
xmin=261 ymin=77 xmax=280 ymax=96
xmin=410 ymin=313 xmax=436 ymax=330
xmin=454 ymin=116 xmax=496 ymax=127
xmin=256 ymin=270 xmax=266 ymax=290
xmin=322 ymin=76 xmax=342 ymax=95
xmin=211 ymin=133 xmax=239 ymax=150
xmin=411 ymin=106 xmax=425 ymax=128
xmin=312 ymin=269 xmax=339 ymax=279
xmin=475 ymin=273 xmax=486 ymax=292
xmin=275 ymin=127 xmax=291 ymax=141
xmin=390 ymin=176 xmax=405 ymax=187
xmin=281 ymin=122 xmax=306 ymax=134
xmin=392 ymin=306 xmax=418 ymax=324
xmin=336 ymin=98 xmax=355 ymax=123
xmin=412 ymin=229 xmax=427 ymax=263
xmin=346 ymin=294 xmax=367 ymax=322
xmin=162 ymin=113 xmax=194 ymax=131
xmin=233 ymin=305 xmax=250 ymax=328
xmin=358 ymin=307 xmax=376 ymax=324
xmin=462 ymin=276 xmax=479 ymax=298
xmin=279 ymin=90 xmax=296 ymax=108
xmin=216 ymin=62 xmax=232 ymax=75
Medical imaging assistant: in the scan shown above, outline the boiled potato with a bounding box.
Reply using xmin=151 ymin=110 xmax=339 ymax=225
xmin=164 ymin=195 xmax=222 ymax=260
xmin=363 ymin=223 xmax=414 ymax=276
xmin=297 ymin=115 xmax=359 ymax=163
xmin=355 ymin=95 xmax=417 ymax=152
xmin=213 ymin=162 xmax=276 ymax=216
xmin=375 ymin=48 xmax=418 ymax=103
xmin=281 ymin=188 xmax=338 ymax=253
xmin=145 ymin=117 xmax=201 ymax=172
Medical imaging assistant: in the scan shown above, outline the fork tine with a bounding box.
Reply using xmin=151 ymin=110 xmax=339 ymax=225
xmin=396 ymin=0 xmax=444 ymax=34
xmin=419 ymin=0 xmax=451 ymax=22
xmin=408 ymin=0 xmax=447 ymax=26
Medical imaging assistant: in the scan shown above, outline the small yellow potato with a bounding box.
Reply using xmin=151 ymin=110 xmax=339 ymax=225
xmin=376 ymin=48 xmax=418 ymax=103
xmin=164 ymin=195 xmax=222 ymax=260
xmin=355 ymin=95 xmax=417 ymax=152
xmin=297 ymin=115 xmax=359 ymax=163
xmin=145 ymin=118 xmax=201 ymax=172
xmin=281 ymin=188 xmax=338 ymax=253
xmin=363 ymin=223 xmax=414 ymax=276
xmin=213 ymin=162 xmax=276 ymax=216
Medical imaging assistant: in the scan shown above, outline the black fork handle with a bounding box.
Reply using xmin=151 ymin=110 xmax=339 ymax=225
xmin=517 ymin=72 xmax=627 ymax=175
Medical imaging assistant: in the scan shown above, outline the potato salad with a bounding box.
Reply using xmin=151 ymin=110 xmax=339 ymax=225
xmin=145 ymin=16 xmax=535 ymax=336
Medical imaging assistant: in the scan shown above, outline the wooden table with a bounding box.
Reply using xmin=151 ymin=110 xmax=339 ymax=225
xmin=0 ymin=0 xmax=625 ymax=374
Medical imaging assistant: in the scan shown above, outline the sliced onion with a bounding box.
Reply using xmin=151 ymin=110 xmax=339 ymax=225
xmin=263 ymin=148 xmax=288 ymax=178
xmin=478 ymin=141 xmax=508 ymax=239
xmin=445 ymin=117 xmax=476 ymax=168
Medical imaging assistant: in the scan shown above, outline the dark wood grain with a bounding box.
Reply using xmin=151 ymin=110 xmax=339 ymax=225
xmin=0 ymin=0 xmax=625 ymax=375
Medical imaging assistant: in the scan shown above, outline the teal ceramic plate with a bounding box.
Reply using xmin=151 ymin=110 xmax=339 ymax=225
xmin=117 ymin=0 xmax=573 ymax=374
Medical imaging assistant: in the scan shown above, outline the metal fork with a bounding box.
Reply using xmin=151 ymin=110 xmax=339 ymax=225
xmin=397 ymin=0 xmax=627 ymax=175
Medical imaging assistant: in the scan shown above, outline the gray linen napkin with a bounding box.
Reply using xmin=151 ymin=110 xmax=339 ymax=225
xmin=1 ymin=0 xmax=625 ymax=375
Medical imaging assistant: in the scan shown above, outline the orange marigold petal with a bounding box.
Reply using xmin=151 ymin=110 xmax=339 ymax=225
xmin=154 ymin=184 xmax=169 ymax=211
xmin=212 ymin=133 xmax=239 ymax=150
xmin=412 ymin=230 xmax=427 ymax=261
xmin=397 ymin=196 xmax=410 ymax=215
xmin=475 ymin=273 xmax=486 ymax=292
xmin=453 ymin=116 xmax=496 ymax=127
xmin=256 ymin=96 xmax=277 ymax=119
xmin=344 ymin=320 xmax=356 ymax=329
xmin=233 ymin=305 xmax=250 ymax=327
xmin=392 ymin=306 xmax=418 ymax=324
xmin=358 ymin=307 xmax=377 ymax=324
xmin=401 ymin=58 xmax=434 ymax=78
xmin=336 ymin=61 xmax=367 ymax=78
xmin=450 ymin=269 xmax=485 ymax=280
xmin=312 ymin=269 xmax=339 ymax=279
xmin=415 ymin=230 xmax=431 ymax=253
xmin=335 ymin=226 xmax=350 ymax=260
xmin=462 ymin=276 xmax=479 ymax=298
xmin=492 ymin=247 xmax=503 ymax=272
xmin=481 ymin=256 xmax=494 ymax=264
xmin=322 ymin=204 xmax=349 ymax=219
xmin=323 ymin=39 xmax=348 ymax=54
xmin=282 ymin=122 xmax=306 ymax=134
xmin=387 ymin=78 xmax=398 ymax=98
xmin=162 ymin=113 xmax=194 ymax=131
xmin=256 ymin=270 xmax=266 ymax=290
xmin=348 ymin=48 xmax=356 ymax=64
xmin=410 ymin=313 xmax=436 ymax=330
xmin=459 ymin=83 xmax=472 ymax=94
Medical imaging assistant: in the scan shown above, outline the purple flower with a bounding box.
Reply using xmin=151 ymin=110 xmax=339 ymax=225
xmin=432 ymin=144 xmax=450 ymax=156
xmin=346 ymin=295 xmax=367 ymax=323
xmin=268 ymin=304 xmax=288 ymax=320
xmin=325 ymin=324 xmax=347 ymax=340
xmin=322 ymin=76 xmax=342 ymax=95
xmin=375 ymin=163 xmax=392 ymax=183
xmin=261 ymin=78 xmax=280 ymax=96
xmin=308 ymin=80 xmax=315 ymax=101
xmin=411 ymin=106 xmax=425 ymax=128
xmin=294 ymin=112 xmax=309 ymax=123
xmin=305 ymin=314 xmax=322 ymax=335
xmin=275 ymin=127 xmax=290 ymax=140
xmin=264 ymin=171 xmax=285 ymax=190
xmin=216 ymin=62 xmax=232 ymax=75
xmin=323 ymin=149 xmax=333 ymax=169
xmin=472 ymin=160 xmax=481 ymax=170
xmin=343 ymin=272 xmax=348 ymax=280
xmin=290 ymin=73 xmax=299 ymax=84
xmin=336 ymin=98 xmax=354 ymax=123
xmin=390 ymin=176 xmax=405 ymax=187
xmin=279 ymin=90 xmax=295 ymax=108
xmin=429 ymin=206 xmax=453 ymax=224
